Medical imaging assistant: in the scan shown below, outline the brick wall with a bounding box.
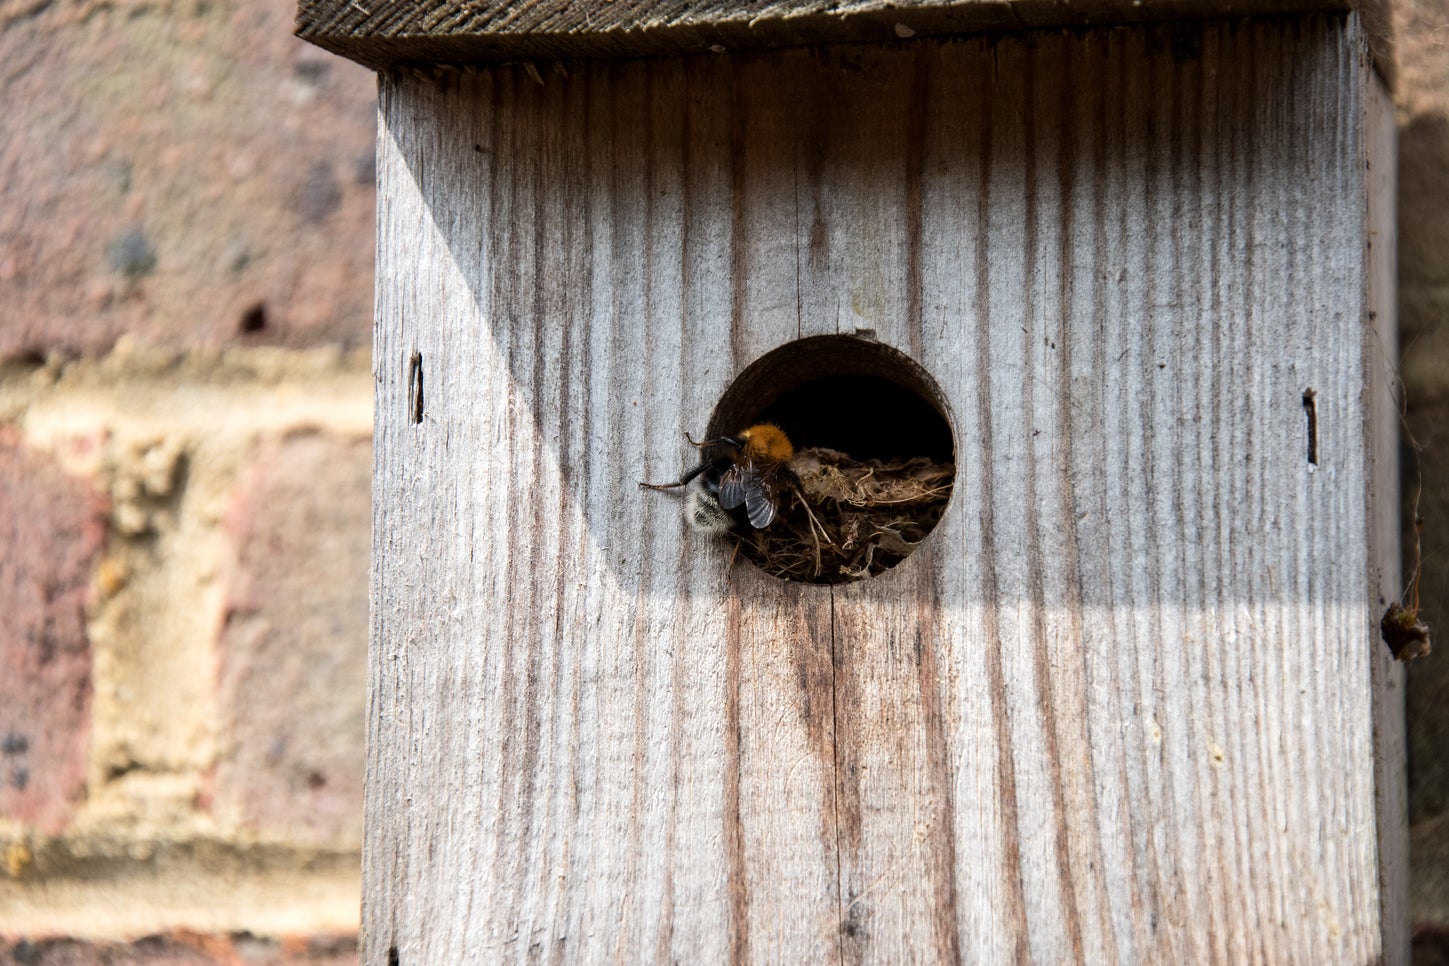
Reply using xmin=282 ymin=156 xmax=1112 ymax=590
xmin=3 ymin=0 xmax=1449 ymax=961
xmin=0 ymin=0 xmax=375 ymax=960
xmin=1398 ymin=0 xmax=1449 ymax=949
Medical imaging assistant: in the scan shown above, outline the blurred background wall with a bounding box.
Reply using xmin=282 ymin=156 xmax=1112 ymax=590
xmin=1398 ymin=0 xmax=1449 ymax=949
xmin=0 ymin=0 xmax=1447 ymax=961
xmin=0 ymin=0 xmax=374 ymax=960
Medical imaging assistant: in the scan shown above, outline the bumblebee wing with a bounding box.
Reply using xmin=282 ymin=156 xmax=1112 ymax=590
xmin=720 ymin=458 xmax=782 ymax=529
xmin=717 ymin=463 xmax=749 ymax=511
xmin=743 ymin=475 xmax=778 ymax=529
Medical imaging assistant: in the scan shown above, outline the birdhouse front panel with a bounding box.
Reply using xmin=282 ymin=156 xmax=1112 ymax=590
xmin=366 ymin=14 xmax=1402 ymax=963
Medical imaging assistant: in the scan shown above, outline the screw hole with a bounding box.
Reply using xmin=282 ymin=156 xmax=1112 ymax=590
xmin=387 ymin=946 xmax=400 ymax=966
xmin=1302 ymin=389 xmax=1318 ymax=465
xmin=408 ymin=351 xmax=424 ymax=425
xmin=239 ymin=302 xmax=268 ymax=334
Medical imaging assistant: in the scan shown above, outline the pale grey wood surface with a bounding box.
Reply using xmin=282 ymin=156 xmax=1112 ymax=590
xmin=367 ymin=15 xmax=1402 ymax=963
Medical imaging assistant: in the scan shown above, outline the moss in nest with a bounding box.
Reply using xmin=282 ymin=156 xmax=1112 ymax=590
xmin=737 ymin=447 xmax=953 ymax=583
xmin=1382 ymin=602 xmax=1431 ymax=661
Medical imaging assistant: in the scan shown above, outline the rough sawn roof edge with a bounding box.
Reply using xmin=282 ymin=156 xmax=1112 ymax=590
xmin=296 ymin=0 xmax=1393 ymax=84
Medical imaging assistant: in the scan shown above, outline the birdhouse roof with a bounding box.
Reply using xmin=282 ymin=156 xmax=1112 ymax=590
xmin=297 ymin=0 xmax=1392 ymax=82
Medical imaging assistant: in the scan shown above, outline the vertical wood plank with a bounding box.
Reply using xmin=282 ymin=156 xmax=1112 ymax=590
xmin=367 ymin=15 xmax=1398 ymax=963
xmin=726 ymin=51 xmax=843 ymax=964
xmin=1365 ymin=62 xmax=1408 ymax=966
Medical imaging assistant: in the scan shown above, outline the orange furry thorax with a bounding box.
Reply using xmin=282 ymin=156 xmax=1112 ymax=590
xmin=737 ymin=423 xmax=794 ymax=462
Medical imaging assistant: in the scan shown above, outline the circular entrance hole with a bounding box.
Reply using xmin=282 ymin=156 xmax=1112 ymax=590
xmin=706 ymin=334 xmax=955 ymax=584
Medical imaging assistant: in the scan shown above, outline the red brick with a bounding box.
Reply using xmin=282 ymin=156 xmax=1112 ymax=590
xmin=0 ymin=932 xmax=357 ymax=965
xmin=212 ymin=433 xmax=370 ymax=844
xmin=1395 ymin=0 xmax=1449 ymax=120
xmin=0 ymin=0 xmax=376 ymax=361
xmin=0 ymin=434 xmax=106 ymax=835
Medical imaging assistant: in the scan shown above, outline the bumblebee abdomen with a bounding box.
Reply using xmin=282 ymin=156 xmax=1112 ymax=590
xmin=684 ymin=476 xmax=734 ymax=534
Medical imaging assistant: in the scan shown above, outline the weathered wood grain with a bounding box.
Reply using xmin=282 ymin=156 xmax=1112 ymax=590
xmin=295 ymin=0 xmax=1396 ymax=87
xmin=1365 ymin=63 xmax=1408 ymax=960
xmin=367 ymin=15 xmax=1402 ymax=963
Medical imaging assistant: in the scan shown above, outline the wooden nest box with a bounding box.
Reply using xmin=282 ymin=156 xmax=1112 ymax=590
xmin=298 ymin=0 xmax=1405 ymax=960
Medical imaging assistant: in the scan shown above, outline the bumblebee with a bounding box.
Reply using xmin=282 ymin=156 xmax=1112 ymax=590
xmin=642 ymin=423 xmax=797 ymax=532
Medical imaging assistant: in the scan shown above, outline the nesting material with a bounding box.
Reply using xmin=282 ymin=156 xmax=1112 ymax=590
xmin=1381 ymin=602 xmax=1432 ymax=662
xmin=739 ymin=446 xmax=954 ymax=583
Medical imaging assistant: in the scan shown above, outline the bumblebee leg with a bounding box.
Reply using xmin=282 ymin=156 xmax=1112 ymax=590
xmin=686 ymin=432 xmax=742 ymax=450
xmin=639 ymin=460 xmax=711 ymax=490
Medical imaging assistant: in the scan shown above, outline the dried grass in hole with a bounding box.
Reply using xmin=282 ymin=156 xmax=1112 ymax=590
xmin=736 ymin=447 xmax=953 ymax=583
